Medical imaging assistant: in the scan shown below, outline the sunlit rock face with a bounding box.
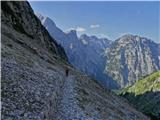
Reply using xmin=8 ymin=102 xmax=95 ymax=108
xmin=104 ymin=34 xmax=160 ymax=88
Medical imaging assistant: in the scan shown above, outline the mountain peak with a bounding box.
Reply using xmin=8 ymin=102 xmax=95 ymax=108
xmin=90 ymin=35 xmax=98 ymax=40
xmin=117 ymin=34 xmax=145 ymax=44
xmin=36 ymin=13 xmax=56 ymax=27
xmin=118 ymin=34 xmax=157 ymax=45
xmin=35 ymin=12 xmax=45 ymax=21
xmin=43 ymin=17 xmax=56 ymax=26
xmin=66 ymin=29 xmax=77 ymax=36
xmin=121 ymin=33 xmax=134 ymax=37
xmin=120 ymin=34 xmax=134 ymax=40
xmin=80 ymin=34 xmax=89 ymax=39
xmin=80 ymin=34 xmax=99 ymax=41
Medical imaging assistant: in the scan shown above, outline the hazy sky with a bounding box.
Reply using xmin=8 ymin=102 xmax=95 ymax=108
xmin=30 ymin=1 xmax=160 ymax=42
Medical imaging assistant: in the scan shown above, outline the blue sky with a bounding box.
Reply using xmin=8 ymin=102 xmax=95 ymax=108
xmin=29 ymin=1 xmax=160 ymax=42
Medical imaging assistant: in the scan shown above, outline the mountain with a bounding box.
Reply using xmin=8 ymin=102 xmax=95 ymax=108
xmin=36 ymin=14 xmax=160 ymax=89
xmin=119 ymin=71 xmax=160 ymax=120
xmin=70 ymin=34 xmax=117 ymax=88
xmin=36 ymin=14 xmax=117 ymax=88
xmin=1 ymin=1 xmax=149 ymax=120
xmin=36 ymin=13 xmax=67 ymax=45
xmin=104 ymin=34 xmax=160 ymax=88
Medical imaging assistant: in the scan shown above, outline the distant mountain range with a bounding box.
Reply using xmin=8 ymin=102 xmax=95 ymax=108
xmin=36 ymin=13 xmax=118 ymax=89
xmin=36 ymin=13 xmax=160 ymax=89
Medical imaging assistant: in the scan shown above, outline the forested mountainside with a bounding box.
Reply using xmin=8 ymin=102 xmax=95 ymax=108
xmin=119 ymin=71 xmax=160 ymax=120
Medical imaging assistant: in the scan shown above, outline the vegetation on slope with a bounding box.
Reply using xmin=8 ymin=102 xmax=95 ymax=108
xmin=120 ymin=71 xmax=160 ymax=95
xmin=119 ymin=71 xmax=160 ymax=120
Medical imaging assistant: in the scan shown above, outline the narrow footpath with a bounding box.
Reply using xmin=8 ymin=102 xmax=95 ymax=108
xmin=56 ymin=75 xmax=93 ymax=120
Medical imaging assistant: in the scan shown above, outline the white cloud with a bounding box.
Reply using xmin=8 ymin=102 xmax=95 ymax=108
xmin=90 ymin=24 xmax=100 ymax=28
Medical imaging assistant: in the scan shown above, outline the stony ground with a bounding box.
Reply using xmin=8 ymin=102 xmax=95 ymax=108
xmin=1 ymin=27 xmax=150 ymax=119
xmin=1 ymin=54 xmax=150 ymax=120
xmin=56 ymin=76 xmax=93 ymax=120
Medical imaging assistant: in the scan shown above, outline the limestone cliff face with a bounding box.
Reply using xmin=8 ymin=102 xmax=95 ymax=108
xmin=105 ymin=34 xmax=160 ymax=88
xmin=2 ymin=1 xmax=149 ymax=120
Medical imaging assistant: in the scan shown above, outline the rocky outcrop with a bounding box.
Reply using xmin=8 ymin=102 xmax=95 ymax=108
xmin=104 ymin=34 xmax=160 ymax=88
xmin=1 ymin=1 xmax=149 ymax=120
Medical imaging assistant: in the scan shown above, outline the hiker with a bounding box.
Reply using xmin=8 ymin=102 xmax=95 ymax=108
xmin=65 ymin=68 xmax=69 ymax=77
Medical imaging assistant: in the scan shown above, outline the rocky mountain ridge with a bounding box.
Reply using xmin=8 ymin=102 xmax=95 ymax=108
xmin=37 ymin=14 xmax=160 ymax=89
xmin=36 ymin=14 xmax=116 ymax=88
xmin=105 ymin=34 xmax=160 ymax=88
